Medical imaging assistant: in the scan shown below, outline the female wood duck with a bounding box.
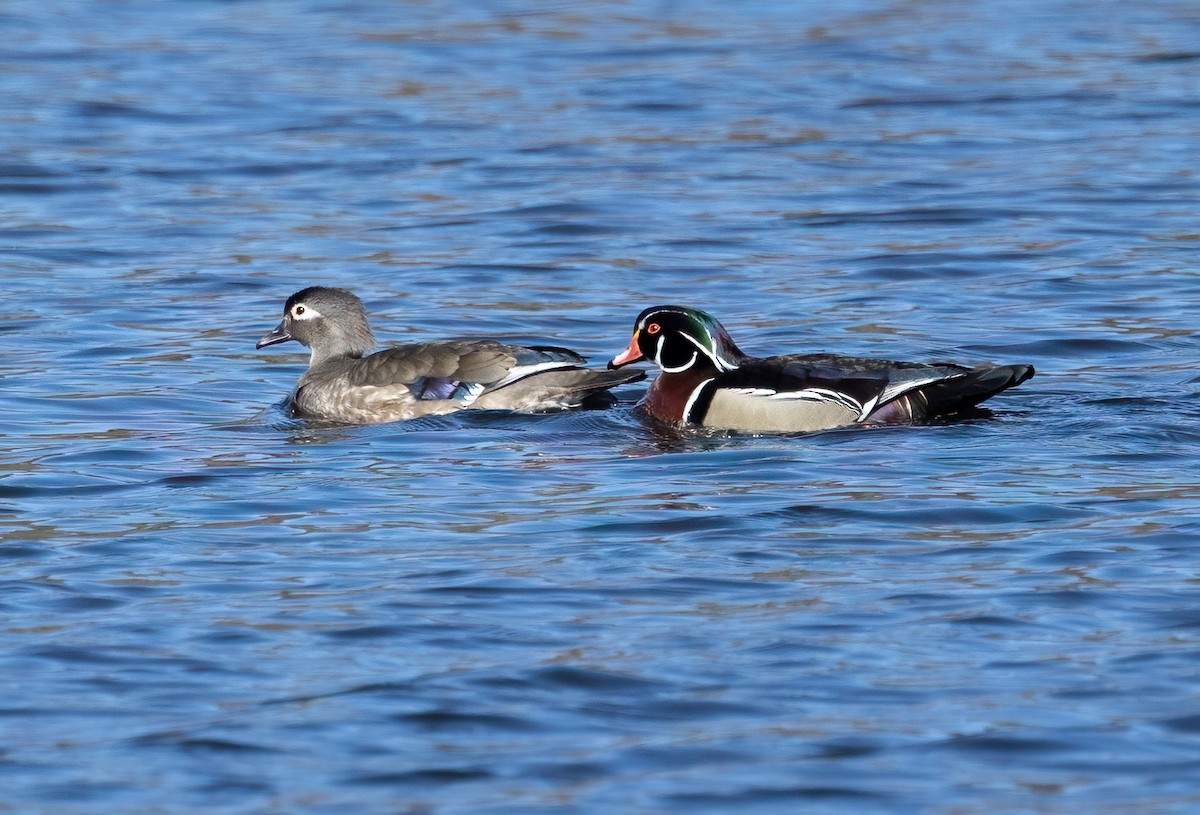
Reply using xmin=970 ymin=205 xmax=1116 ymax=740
xmin=608 ymin=305 xmax=1034 ymax=433
xmin=257 ymin=286 xmax=644 ymax=424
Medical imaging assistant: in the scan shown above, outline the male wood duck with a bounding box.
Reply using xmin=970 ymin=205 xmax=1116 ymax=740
xmin=257 ymin=287 xmax=644 ymax=424
xmin=608 ymin=305 xmax=1034 ymax=433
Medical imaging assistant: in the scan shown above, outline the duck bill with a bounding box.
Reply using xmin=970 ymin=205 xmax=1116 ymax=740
xmin=256 ymin=320 xmax=294 ymax=349
xmin=608 ymin=330 xmax=644 ymax=369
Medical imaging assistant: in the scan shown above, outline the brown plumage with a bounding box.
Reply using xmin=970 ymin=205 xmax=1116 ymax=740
xmin=257 ymin=287 xmax=643 ymax=424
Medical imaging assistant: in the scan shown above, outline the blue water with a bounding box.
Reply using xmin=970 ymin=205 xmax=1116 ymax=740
xmin=3 ymin=1 xmax=1200 ymax=812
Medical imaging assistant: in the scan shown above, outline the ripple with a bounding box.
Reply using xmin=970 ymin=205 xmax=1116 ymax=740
xmin=346 ymin=767 xmax=494 ymax=786
xmin=132 ymin=733 xmax=280 ymax=754
xmin=667 ymin=785 xmax=887 ymax=806
xmin=72 ymin=100 xmax=200 ymax=122
xmin=396 ymin=709 xmax=540 ymax=733
xmin=4 ymin=0 xmax=1200 ymax=812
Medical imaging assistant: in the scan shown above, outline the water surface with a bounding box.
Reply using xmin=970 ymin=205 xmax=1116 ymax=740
xmin=3 ymin=1 xmax=1200 ymax=812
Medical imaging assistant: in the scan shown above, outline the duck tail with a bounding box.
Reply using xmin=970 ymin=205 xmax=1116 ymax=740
xmin=913 ymin=364 xmax=1035 ymax=418
xmin=474 ymin=367 xmax=646 ymax=412
xmin=871 ymin=364 xmax=1034 ymax=422
xmin=567 ymin=368 xmax=649 ymax=409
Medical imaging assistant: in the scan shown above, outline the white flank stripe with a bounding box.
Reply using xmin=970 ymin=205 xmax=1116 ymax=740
xmin=683 ymin=378 xmax=716 ymax=422
xmin=727 ymin=386 xmax=862 ymax=412
xmin=877 ymin=372 xmax=961 ymax=406
xmin=728 ymin=387 xmax=777 ymax=397
xmin=492 ymin=360 xmax=573 ymax=390
xmin=805 ymin=388 xmax=863 ymax=413
xmin=865 ymin=371 xmax=968 ymax=418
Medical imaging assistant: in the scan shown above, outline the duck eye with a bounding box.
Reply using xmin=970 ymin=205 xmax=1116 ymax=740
xmin=294 ymin=305 xmax=306 ymax=316
xmin=646 ymin=323 xmax=661 ymax=335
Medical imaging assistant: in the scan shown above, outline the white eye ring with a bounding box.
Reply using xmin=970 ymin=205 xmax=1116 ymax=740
xmin=291 ymin=304 xmax=320 ymax=320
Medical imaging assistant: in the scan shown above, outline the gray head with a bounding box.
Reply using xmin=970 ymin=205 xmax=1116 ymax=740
xmin=256 ymin=286 xmax=377 ymax=366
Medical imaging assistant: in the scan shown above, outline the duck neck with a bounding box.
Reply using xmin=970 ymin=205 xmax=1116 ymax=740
xmin=308 ymin=324 xmax=376 ymax=368
xmin=711 ymin=328 xmax=747 ymax=369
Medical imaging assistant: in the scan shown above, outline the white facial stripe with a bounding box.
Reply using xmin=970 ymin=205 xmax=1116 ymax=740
xmin=645 ymin=323 xmax=737 ymax=375
xmin=660 ymin=351 xmax=697 ymax=374
xmin=291 ymin=305 xmax=322 ymax=321
xmin=654 ymin=334 xmax=699 ymax=373
xmin=679 ymin=330 xmax=737 ymax=372
xmin=680 ymin=331 xmax=711 ymax=357
xmin=638 ymin=308 xmax=697 ymax=335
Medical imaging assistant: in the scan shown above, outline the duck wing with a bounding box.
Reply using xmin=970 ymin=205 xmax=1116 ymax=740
xmin=690 ymin=354 xmax=1031 ymax=432
xmin=467 ymin=344 xmax=645 ymax=411
xmin=769 ymin=354 xmax=976 ymax=417
xmin=345 ymin=341 xmax=641 ymax=413
xmin=344 ymin=341 xmax=581 ymax=400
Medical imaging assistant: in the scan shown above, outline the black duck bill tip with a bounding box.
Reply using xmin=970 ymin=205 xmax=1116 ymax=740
xmin=608 ymin=330 xmax=645 ymax=369
xmin=256 ymin=321 xmax=294 ymax=349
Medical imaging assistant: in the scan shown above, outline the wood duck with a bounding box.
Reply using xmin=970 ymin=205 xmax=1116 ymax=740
xmin=608 ymin=305 xmax=1034 ymax=433
xmin=257 ymin=287 xmax=644 ymax=424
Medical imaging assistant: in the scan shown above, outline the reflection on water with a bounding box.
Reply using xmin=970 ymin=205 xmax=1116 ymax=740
xmin=3 ymin=0 xmax=1200 ymax=812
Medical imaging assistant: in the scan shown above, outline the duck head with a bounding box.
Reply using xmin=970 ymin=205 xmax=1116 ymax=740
xmin=256 ymin=286 xmax=377 ymax=366
xmin=609 ymin=305 xmax=745 ymax=374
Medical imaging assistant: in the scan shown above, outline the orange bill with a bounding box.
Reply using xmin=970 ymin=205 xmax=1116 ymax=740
xmin=608 ymin=330 xmax=644 ymax=368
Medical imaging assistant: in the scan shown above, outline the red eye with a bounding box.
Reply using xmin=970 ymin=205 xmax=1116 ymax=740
xmin=646 ymin=323 xmax=661 ymax=335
